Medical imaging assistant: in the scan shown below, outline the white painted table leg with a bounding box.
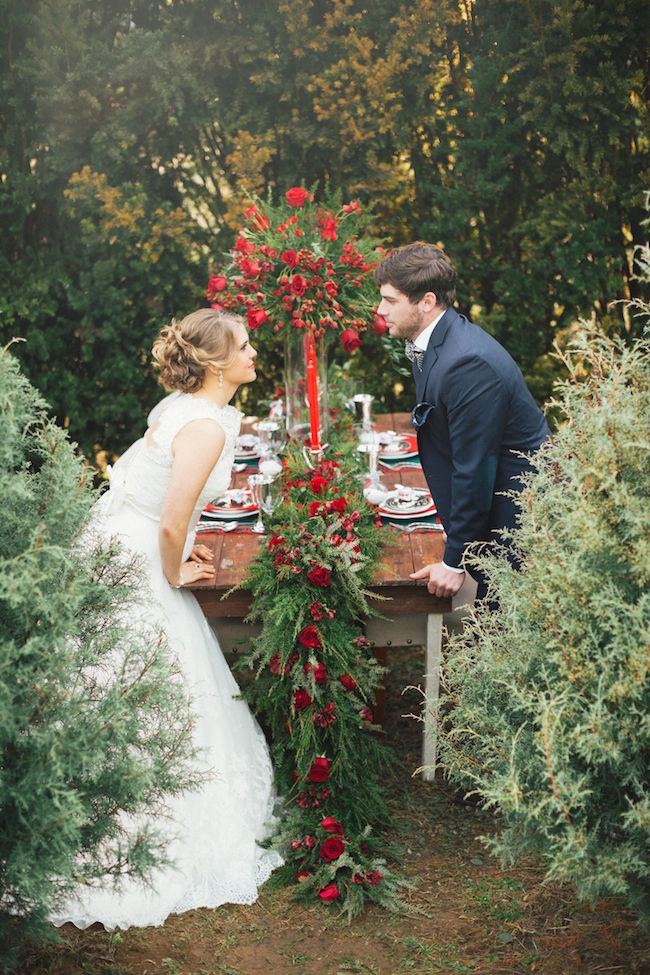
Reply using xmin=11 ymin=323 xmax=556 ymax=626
xmin=421 ymin=612 xmax=443 ymax=782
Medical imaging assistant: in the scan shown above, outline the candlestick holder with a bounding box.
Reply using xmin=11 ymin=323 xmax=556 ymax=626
xmin=301 ymin=443 xmax=329 ymax=469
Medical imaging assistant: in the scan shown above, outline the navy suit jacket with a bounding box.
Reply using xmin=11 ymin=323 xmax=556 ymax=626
xmin=413 ymin=308 xmax=549 ymax=569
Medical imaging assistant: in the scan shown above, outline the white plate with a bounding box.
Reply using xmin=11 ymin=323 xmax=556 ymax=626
xmin=378 ymin=435 xmax=419 ymax=461
xmin=379 ymin=489 xmax=436 ymax=519
xmin=234 ymin=453 xmax=261 ymax=462
xmin=378 ymin=506 xmax=437 ymax=520
xmin=203 ymin=491 xmax=258 ymax=519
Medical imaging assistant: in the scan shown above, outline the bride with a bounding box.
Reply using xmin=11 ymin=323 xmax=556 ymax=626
xmin=52 ymin=308 xmax=282 ymax=930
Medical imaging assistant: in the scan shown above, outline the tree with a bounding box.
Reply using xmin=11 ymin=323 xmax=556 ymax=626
xmin=435 ymin=227 xmax=650 ymax=918
xmin=0 ymin=348 xmax=199 ymax=965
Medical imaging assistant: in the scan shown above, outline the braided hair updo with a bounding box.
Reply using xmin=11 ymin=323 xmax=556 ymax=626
xmin=152 ymin=309 xmax=245 ymax=393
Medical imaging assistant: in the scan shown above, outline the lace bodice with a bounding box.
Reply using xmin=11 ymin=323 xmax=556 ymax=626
xmin=100 ymin=392 xmax=241 ymax=532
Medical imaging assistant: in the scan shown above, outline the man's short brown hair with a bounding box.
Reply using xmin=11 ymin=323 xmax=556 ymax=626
xmin=375 ymin=242 xmax=456 ymax=307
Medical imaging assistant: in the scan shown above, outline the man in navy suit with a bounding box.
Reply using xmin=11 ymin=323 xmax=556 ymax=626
xmin=375 ymin=242 xmax=549 ymax=601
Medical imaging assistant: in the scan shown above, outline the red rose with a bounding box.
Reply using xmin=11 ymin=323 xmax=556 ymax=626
xmin=285 ymin=186 xmax=311 ymax=207
xmin=268 ymin=534 xmax=285 ymax=551
xmin=305 ymin=660 xmax=328 ymax=684
xmin=365 ymin=870 xmax=382 ymax=885
xmin=247 ymin=308 xmax=267 ymax=329
xmin=307 ymin=756 xmax=331 ymax=782
xmin=290 ymin=838 xmax=303 ymax=851
xmin=309 ymin=600 xmax=324 ymax=620
xmin=293 ymin=688 xmax=313 ymax=712
xmin=298 ymin=625 xmax=321 ymax=649
xmin=239 ymin=258 xmax=261 ymax=278
xmin=304 ymin=834 xmax=317 ymax=849
xmin=207 ymin=274 xmax=228 ymax=298
xmin=290 ymin=274 xmax=308 ymax=296
xmin=320 ymin=816 xmax=344 ymax=835
xmin=307 ymin=566 xmax=332 ymax=588
xmin=320 ymin=837 xmax=345 ymax=862
xmin=309 ymin=475 xmax=329 ymax=495
xmin=320 ymin=216 xmax=338 ymax=241
xmin=372 ymin=313 xmax=388 ymax=336
xmin=295 ymin=871 xmax=311 ymax=883
xmin=359 ymin=706 xmax=374 ymax=722
xmin=341 ymin=329 xmax=362 ymax=353
xmin=328 ymin=496 xmax=347 ymax=514
xmin=351 ymin=874 xmax=365 ymax=884
xmin=318 ymin=883 xmax=340 ymax=902
xmin=339 ymin=673 xmax=357 ymax=691
xmin=308 ymin=501 xmax=322 ymax=517
xmin=281 ymin=249 xmax=299 ymax=268
xmin=234 ymin=235 xmax=255 ymax=254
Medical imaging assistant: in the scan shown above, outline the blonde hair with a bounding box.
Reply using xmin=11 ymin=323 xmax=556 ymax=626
xmin=152 ymin=308 xmax=245 ymax=393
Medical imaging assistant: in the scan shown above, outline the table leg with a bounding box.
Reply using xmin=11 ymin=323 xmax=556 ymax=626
xmin=421 ymin=611 xmax=443 ymax=782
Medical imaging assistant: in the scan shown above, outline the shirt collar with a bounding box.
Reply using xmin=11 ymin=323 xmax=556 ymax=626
xmin=413 ymin=309 xmax=446 ymax=352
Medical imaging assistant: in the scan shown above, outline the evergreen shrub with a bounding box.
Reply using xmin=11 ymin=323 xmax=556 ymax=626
xmin=436 ymin=322 xmax=650 ymax=920
xmin=0 ymin=349 xmax=199 ymax=964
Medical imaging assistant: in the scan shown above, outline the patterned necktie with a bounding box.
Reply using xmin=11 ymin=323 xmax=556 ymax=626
xmin=404 ymin=339 xmax=424 ymax=371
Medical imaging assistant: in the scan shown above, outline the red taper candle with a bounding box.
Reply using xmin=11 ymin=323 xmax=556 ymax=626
xmin=305 ymin=332 xmax=321 ymax=450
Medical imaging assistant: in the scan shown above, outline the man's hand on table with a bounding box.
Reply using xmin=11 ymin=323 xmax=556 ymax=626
xmin=410 ymin=562 xmax=465 ymax=598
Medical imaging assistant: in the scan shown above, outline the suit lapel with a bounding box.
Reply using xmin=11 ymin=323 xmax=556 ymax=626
xmin=415 ymin=307 xmax=457 ymax=401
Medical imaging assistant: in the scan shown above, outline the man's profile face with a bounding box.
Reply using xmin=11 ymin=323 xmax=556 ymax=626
xmin=376 ymin=284 xmax=435 ymax=340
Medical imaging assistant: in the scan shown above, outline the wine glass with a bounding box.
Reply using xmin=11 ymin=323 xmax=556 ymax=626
xmin=349 ymin=393 xmax=374 ymax=431
xmin=248 ymin=473 xmax=279 ymax=534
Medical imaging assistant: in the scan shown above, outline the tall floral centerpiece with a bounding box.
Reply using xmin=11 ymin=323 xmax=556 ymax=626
xmin=207 ymin=187 xmax=386 ymax=442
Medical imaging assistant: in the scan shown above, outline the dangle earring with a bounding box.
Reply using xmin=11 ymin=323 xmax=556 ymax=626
xmin=218 ymin=369 xmax=224 ymax=388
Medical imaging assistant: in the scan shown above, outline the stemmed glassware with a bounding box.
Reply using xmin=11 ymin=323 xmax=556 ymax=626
xmin=248 ymin=472 xmax=280 ymax=534
xmin=348 ymin=393 xmax=374 ymax=432
xmin=256 ymin=419 xmax=286 ymax=471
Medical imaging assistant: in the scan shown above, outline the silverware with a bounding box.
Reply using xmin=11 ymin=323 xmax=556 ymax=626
xmin=198 ymin=521 xmax=239 ymax=532
xmin=397 ymin=522 xmax=444 ymax=533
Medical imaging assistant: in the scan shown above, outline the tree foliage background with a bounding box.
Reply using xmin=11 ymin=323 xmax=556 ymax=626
xmin=1 ymin=0 xmax=648 ymax=460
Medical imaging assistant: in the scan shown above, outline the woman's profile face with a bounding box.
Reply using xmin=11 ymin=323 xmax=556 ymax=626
xmin=222 ymin=323 xmax=258 ymax=387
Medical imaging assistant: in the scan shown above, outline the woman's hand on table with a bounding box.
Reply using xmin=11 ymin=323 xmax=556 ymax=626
xmin=190 ymin=543 xmax=214 ymax=563
xmin=177 ymin=557 xmax=216 ymax=587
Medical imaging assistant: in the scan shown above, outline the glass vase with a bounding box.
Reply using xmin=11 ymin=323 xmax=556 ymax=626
xmin=283 ymin=329 xmax=329 ymax=443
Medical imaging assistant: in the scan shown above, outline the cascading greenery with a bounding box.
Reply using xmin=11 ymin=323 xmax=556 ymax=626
xmin=237 ymin=433 xmax=406 ymax=918
xmin=0 ymin=349 xmax=199 ymax=966
xmin=435 ymin=310 xmax=650 ymax=918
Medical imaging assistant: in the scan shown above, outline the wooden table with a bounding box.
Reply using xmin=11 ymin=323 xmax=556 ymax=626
xmin=189 ymin=413 xmax=451 ymax=780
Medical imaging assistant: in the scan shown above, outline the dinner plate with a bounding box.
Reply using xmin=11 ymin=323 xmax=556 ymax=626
xmin=202 ymin=491 xmax=258 ymax=519
xmin=378 ymin=434 xmax=418 ymax=461
xmin=234 ymin=435 xmax=262 ymax=461
xmin=378 ymin=489 xmax=436 ymax=519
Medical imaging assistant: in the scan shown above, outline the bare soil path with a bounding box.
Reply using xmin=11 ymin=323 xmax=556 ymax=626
xmin=23 ymin=648 xmax=650 ymax=975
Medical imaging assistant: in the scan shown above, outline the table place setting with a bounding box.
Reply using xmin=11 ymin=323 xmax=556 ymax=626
xmin=197 ymin=488 xmax=261 ymax=534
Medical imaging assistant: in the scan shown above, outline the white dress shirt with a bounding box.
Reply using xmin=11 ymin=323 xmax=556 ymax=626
xmin=414 ymin=310 xmax=464 ymax=576
xmin=414 ymin=310 xmax=445 ymax=352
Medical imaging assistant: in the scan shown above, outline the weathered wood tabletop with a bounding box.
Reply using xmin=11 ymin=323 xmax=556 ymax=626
xmin=189 ymin=412 xmax=450 ymax=621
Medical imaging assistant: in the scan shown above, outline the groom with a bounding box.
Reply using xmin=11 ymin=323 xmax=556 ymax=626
xmin=375 ymin=242 xmax=549 ymax=601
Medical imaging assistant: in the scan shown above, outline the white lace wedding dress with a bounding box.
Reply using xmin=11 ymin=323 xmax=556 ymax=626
xmin=51 ymin=392 xmax=282 ymax=930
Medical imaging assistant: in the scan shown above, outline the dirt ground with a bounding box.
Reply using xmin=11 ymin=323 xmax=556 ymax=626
xmin=22 ymin=646 xmax=650 ymax=975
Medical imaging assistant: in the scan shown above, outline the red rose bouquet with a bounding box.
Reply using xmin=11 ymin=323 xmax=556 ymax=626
xmin=207 ymin=187 xmax=384 ymax=354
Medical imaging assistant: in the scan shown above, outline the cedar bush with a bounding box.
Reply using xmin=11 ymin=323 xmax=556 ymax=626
xmin=436 ymin=260 xmax=650 ymax=918
xmin=0 ymin=349 xmax=199 ymax=965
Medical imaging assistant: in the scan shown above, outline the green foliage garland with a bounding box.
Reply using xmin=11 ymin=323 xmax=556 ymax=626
xmin=237 ymin=433 xmax=406 ymax=918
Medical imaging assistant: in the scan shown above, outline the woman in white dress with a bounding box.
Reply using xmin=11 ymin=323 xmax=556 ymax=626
xmin=52 ymin=308 xmax=282 ymax=930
